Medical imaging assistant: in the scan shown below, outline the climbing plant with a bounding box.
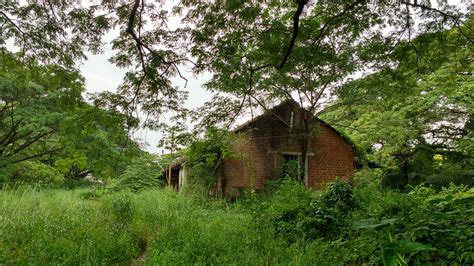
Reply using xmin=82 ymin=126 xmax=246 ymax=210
xmin=184 ymin=128 xmax=235 ymax=194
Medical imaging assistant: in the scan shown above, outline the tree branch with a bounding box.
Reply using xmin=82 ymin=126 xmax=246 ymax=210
xmin=11 ymin=130 xmax=54 ymax=155
xmin=276 ymin=0 xmax=308 ymax=70
xmin=0 ymin=118 xmax=23 ymax=147
xmin=311 ymin=0 xmax=365 ymax=45
xmin=126 ymin=0 xmax=189 ymax=87
xmin=0 ymin=11 xmax=29 ymax=46
xmin=400 ymin=1 xmax=459 ymax=21
xmin=248 ymin=0 xmax=309 ymax=73
xmin=11 ymin=148 xmax=60 ymax=164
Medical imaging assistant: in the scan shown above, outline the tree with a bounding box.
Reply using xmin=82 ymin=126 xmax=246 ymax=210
xmin=0 ymin=51 xmax=145 ymax=185
xmin=1 ymin=1 xmax=471 ymax=130
xmin=115 ymin=153 xmax=164 ymax=191
xmin=157 ymin=120 xmax=192 ymax=186
xmin=1 ymin=0 xmax=189 ymax=123
xmin=1 ymin=1 xmax=472 ymax=186
xmin=0 ymin=51 xmax=82 ymax=169
xmin=54 ymin=103 xmax=143 ymax=182
xmin=322 ymin=20 xmax=473 ymax=187
xmin=184 ymin=127 xmax=234 ymax=194
xmin=180 ymin=1 xmax=472 ymax=176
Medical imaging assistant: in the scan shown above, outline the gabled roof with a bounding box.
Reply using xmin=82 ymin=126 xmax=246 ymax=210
xmin=166 ymin=100 xmax=365 ymax=171
xmin=231 ymin=100 xmax=363 ymax=166
xmin=232 ymin=99 xmax=346 ymax=141
xmin=232 ymin=99 xmax=299 ymax=133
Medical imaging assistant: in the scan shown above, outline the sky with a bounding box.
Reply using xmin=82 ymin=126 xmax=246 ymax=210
xmin=80 ymin=48 xmax=213 ymax=154
xmin=79 ymin=3 xmax=214 ymax=154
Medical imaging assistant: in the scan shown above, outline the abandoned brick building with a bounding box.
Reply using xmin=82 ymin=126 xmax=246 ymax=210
xmin=164 ymin=100 xmax=358 ymax=195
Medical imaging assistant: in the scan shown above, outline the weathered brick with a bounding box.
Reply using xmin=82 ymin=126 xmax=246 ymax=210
xmin=218 ymin=101 xmax=356 ymax=194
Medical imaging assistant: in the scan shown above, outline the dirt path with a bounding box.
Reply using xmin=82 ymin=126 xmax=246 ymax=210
xmin=131 ymin=248 xmax=148 ymax=266
xmin=130 ymin=233 xmax=152 ymax=266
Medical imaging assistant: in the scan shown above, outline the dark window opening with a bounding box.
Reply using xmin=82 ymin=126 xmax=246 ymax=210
xmin=281 ymin=154 xmax=304 ymax=181
xmin=283 ymin=154 xmax=299 ymax=163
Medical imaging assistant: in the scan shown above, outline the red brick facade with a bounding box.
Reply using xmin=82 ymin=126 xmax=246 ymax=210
xmin=218 ymin=101 xmax=356 ymax=195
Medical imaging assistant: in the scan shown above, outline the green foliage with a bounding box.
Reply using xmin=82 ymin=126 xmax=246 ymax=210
xmin=55 ymin=104 xmax=143 ymax=182
xmin=382 ymin=236 xmax=435 ymax=266
xmin=265 ymin=178 xmax=315 ymax=240
xmin=0 ymin=52 xmax=80 ymax=171
xmin=115 ymin=154 xmax=164 ymax=192
xmin=2 ymin=0 xmax=470 ymax=135
xmin=183 ymin=1 xmax=470 ymax=137
xmin=0 ymin=4 xmax=472 ymax=264
xmin=0 ymin=52 xmax=146 ymax=186
xmin=241 ymin=173 xmax=473 ymax=264
xmin=278 ymin=159 xmax=302 ymax=180
xmin=260 ymin=179 xmax=356 ymax=241
xmin=351 ymin=172 xmax=473 ymax=264
xmin=425 ymin=161 xmax=474 ymax=189
xmin=6 ymin=161 xmax=64 ymax=187
xmin=382 ymin=169 xmax=407 ymax=190
xmin=395 ymin=185 xmax=474 ymax=263
xmin=324 ymin=21 xmax=474 ymax=189
xmin=184 ymin=128 xmax=234 ymax=194
xmin=321 ymin=180 xmax=357 ymax=213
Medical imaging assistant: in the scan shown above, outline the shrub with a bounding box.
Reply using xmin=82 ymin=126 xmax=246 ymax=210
xmin=321 ymin=180 xmax=357 ymax=213
xmin=265 ymin=179 xmax=356 ymax=241
xmin=266 ymin=178 xmax=314 ymax=240
xmin=382 ymin=169 xmax=406 ymax=189
xmin=425 ymin=162 xmax=474 ymax=189
xmin=352 ymin=175 xmax=474 ymax=265
xmin=395 ymin=185 xmax=474 ymax=263
xmin=278 ymin=159 xmax=302 ymax=180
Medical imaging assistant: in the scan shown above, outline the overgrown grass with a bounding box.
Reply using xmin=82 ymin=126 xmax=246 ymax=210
xmin=0 ymin=187 xmax=140 ymax=264
xmin=0 ymin=173 xmax=472 ymax=265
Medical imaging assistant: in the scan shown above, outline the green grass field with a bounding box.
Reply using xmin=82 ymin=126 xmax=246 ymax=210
xmin=1 ymin=178 xmax=472 ymax=265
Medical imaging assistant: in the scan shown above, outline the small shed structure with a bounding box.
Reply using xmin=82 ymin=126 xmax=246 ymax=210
xmin=163 ymin=158 xmax=188 ymax=191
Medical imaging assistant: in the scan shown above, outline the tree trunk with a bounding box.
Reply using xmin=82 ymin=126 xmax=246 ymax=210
xmin=168 ymin=165 xmax=172 ymax=187
xmin=299 ymin=114 xmax=310 ymax=185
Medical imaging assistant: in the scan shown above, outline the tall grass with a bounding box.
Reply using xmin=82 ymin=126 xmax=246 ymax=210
xmin=0 ymin=176 xmax=472 ymax=265
xmin=0 ymin=187 xmax=140 ymax=264
xmin=0 ymin=186 xmax=343 ymax=265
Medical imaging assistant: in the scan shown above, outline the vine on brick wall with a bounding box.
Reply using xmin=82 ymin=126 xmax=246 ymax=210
xmin=185 ymin=128 xmax=235 ymax=194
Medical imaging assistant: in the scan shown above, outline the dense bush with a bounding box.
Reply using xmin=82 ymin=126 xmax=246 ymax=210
xmin=321 ymin=180 xmax=357 ymax=212
xmin=351 ymin=172 xmax=474 ymax=264
xmin=387 ymin=185 xmax=474 ymax=263
xmin=381 ymin=149 xmax=474 ymax=190
xmin=244 ymin=173 xmax=473 ymax=264
xmin=264 ymin=179 xmax=356 ymax=241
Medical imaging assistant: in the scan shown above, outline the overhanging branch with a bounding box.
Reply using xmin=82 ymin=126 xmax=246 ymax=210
xmin=276 ymin=0 xmax=308 ymax=70
xmin=126 ymin=0 xmax=189 ymax=87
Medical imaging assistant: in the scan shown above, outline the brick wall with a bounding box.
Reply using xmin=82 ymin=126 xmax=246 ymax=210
xmin=220 ymin=102 xmax=355 ymax=194
xmin=306 ymin=123 xmax=355 ymax=189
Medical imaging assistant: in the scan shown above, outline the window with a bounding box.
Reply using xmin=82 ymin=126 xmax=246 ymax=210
xmin=281 ymin=154 xmax=304 ymax=182
xmin=283 ymin=154 xmax=299 ymax=164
